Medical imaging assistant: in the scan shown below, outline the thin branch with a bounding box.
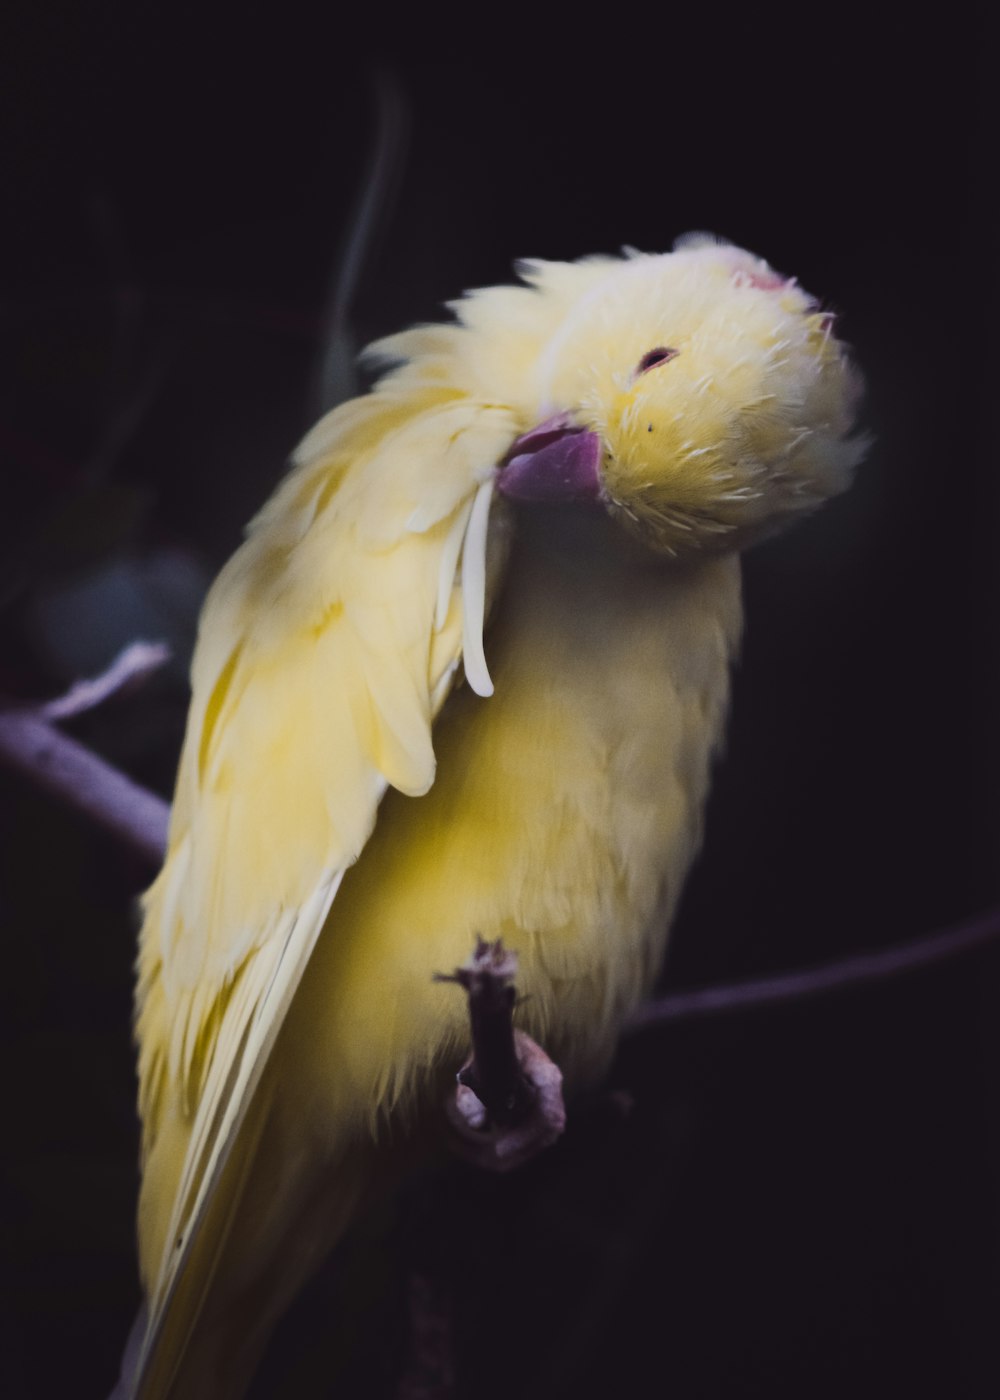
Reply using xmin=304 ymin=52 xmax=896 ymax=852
xmin=40 ymin=640 xmax=171 ymax=720
xmin=626 ymin=905 xmax=1000 ymax=1034
xmin=435 ymin=937 xmax=534 ymax=1126
xmin=1 ymin=642 xmax=171 ymax=867
xmin=436 ymin=939 xmax=566 ymax=1170
xmin=314 ymin=69 xmax=409 ymax=414
xmin=0 ymin=707 xmax=169 ymax=867
xmin=395 ymin=1272 xmax=456 ymax=1400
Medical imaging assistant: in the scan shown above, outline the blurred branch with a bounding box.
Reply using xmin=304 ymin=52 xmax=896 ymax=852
xmin=626 ymin=905 xmax=1000 ymax=1033
xmin=396 ymin=1271 xmax=455 ymax=1400
xmin=41 ymin=640 xmax=171 ymax=720
xmin=0 ymin=706 xmax=169 ymax=866
xmin=0 ymin=642 xmax=171 ymax=867
xmin=313 ymin=68 xmax=409 ymax=413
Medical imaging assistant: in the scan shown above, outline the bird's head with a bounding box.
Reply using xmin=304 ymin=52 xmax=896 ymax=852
xmin=498 ymin=238 xmax=866 ymax=555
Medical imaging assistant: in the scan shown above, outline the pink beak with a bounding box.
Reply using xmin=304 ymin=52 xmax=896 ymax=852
xmin=496 ymin=413 xmax=603 ymax=504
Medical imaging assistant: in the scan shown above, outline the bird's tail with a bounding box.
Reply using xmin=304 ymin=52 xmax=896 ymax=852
xmin=106 ymin=1301 xmax=147 ymax=1400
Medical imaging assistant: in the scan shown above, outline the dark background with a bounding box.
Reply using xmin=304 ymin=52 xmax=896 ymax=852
xmin=1 ymin=9 xmax=996 ymax=1399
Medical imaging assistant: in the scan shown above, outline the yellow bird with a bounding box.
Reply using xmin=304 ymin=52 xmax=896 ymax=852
xmin=126 ymin=236 xmax=865 ymax=1398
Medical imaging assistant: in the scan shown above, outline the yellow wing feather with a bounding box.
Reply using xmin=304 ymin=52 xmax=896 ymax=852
xmin=133 ymin=378 xmax=517 ymax=1390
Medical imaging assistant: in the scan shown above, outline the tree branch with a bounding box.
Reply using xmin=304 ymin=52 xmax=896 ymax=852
xmin=40 ymin=640 xmax=171 ymax=721
xmin=435 ymin=939 xmax=567 ymax=1170
xmin=435 ymin=937 xmax=535 ymax=1127
xmin=0 ymin=706 xmax=169 ymax=868
xmin=625 ymin=905 xmax=1000 ymax=1034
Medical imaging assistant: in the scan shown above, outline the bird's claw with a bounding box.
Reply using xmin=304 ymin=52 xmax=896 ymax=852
xmin=444 ymin=1029 xmax=566 ymax=1173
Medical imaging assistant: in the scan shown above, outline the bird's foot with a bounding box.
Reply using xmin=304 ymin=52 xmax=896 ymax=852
xmin=444 ymin=1029 xmax=566 ymax=1173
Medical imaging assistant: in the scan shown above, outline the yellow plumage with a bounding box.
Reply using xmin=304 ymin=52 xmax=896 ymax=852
xmin=128 ymin=237 xmax=864 ymax=1397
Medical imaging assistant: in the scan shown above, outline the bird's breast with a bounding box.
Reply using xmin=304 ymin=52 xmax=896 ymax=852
xmin=281 ymin=507 xmax=742 ymax=1145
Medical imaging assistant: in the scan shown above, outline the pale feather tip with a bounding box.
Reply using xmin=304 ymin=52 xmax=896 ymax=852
xmin=460 ymin=479 xmax=495 ymax=697
xmin=672 ymin=230 xmax=729 ymax=252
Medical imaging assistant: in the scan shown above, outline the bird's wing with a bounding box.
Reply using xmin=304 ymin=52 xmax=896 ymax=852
xmin=133 ymin=377 xmax=517 ymax=1390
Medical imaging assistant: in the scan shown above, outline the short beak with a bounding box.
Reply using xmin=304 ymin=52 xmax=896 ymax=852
xmin=496 ymin=412 xmax=603 ymax=504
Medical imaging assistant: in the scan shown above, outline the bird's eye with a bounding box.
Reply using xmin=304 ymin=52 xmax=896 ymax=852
xmin=635 ymin=346 xmax=679 ymax=374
